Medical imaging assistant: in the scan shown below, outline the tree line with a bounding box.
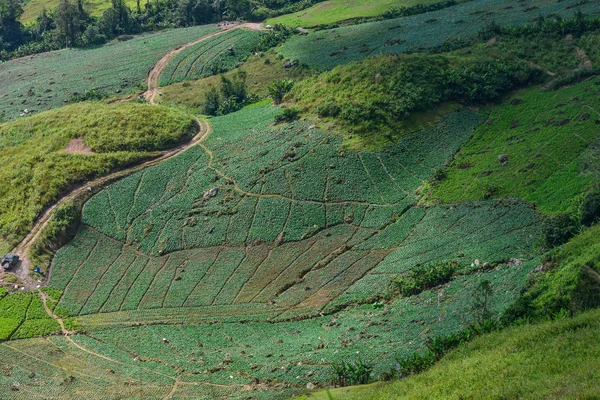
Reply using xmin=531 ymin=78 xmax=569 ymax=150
xmin=0 ymin=0 xmax=320 ymax=60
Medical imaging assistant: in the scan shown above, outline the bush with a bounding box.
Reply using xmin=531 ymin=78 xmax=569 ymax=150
xmin=542 ymin=213 xmax=578 ymax=248
xmin=393 ymin=261 xmax=457 ymax=297
xmin=268 ymin=79 xmax=295 ymax=105
xmin=331 ymin=356 xmax=374 ymax=387
xmin=274 ymin=107 xmax=299 ymax=124
xmin=579 ymin=190 xmax=600 ymax=227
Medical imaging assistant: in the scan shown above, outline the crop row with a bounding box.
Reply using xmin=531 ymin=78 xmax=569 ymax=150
xmin=159 ymin=29 xmax=263 ymax=86
xmin=0 ymin=291 xmax=60 ymax=341
xmin=279 ymin=0 xmax=599 ymax=69
xmin=0 ymin=24 xmax=218 ymax=120
xmin=2 ymin=260 xmax=535 ymax=398
xmin=80 ymin=105 xmax=483 ymax=255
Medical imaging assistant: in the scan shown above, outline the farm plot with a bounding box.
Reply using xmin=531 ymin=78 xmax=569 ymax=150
xmin=159 ymin=29 xmax=263 ymax=86
xmin=431 ymin=78 xmax=600 ymax=214
xmin=0 ymin=24 xmax=218 ymax=120
xmin=278 ymin=0 xmax=600 ymax=69
xmin=48 ymin=103 xmax=540 ymax=327
xmin=1 ymin=259 xmax=536 ymax=399
xmin=0 ymin=290 xmax=61 ymax=341
xmin=78 ymin=105 xmax=483 ymax=254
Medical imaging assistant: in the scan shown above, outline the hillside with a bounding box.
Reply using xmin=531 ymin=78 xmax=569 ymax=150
xmin=1 ymin=0 xmax=600 ymax=399
xmin=303 ymin=307 xmax=600 ymax=399
xmin=0 ymin=102 xmax=196 ymax=255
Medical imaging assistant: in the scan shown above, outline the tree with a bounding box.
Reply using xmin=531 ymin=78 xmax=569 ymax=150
xmin=471 ymin=279 xmax=494 ymax=326
xmin=268 ymin=79 xmax=295 ymax=105
xmin=0 ymin=0 xmax=24 ymax=51
xmin=224 ymin=0 xmax=250 ymax=20
xmin=55 ymin=0 xmax=81 ymax=47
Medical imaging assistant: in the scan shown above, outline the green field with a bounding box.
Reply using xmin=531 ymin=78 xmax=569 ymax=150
xmin=429 ymin=79 xmax=600 ymax=214
xmin=20 ymin=0 xmax=139 ymax=23
xmin=0 ymin=102 xmax=196 ymax=254
xmin=278 ymin=0 xmax=599 ymax=69
xmin=0 ymin=24 xmax=218 ymax=120
xmin=1 ymin=102 xmax=536 ymax=397
xmin=265 ymin=0 xmax=441 ymax=28
xmin=159 ymin=29 xmax=263 ymax=87
xmin=159 ymin=50 xmax=307 ymax=112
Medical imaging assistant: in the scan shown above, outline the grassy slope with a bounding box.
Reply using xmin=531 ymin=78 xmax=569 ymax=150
xmin=265 ymin=0 xmax=440 ymax=28
xmin=0 ymin=102 xmax=196 ymax=253
xmin=21 ymin=0 xmax=139 ymax=23
xmin=428 ymin=78 xmax=600 ymax=214
xmin=0 ymin=24 xmax=218 ymax=120
xmin=303 ymin=308 xmax=600 ymax=399
xmin=159 ymin=51 xmax=307 ymax=113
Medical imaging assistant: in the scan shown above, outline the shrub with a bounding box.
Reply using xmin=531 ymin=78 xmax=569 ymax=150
xmin=471 ymin=279 xmax=494 ymax=326
xmin=274 ymin=107 xmax=299 ymax=124
xmin=331 ymin=356 xmax=374 ymax=387
xmin=393 ymin=261 xmax=457 ymax=297
xmin=268 ymin=79 xmax=295 ymax=105
xmin=542 ymin=213 xmax=578 ymax=248
xmin=579 ymin=190 xmax=600 ymax=227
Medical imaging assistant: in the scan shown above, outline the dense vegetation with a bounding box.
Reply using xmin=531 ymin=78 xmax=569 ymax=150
xmin=0 ymin=102 xmax=196 ymax=253
xmin=0 ymin=0 xmax=317 ymax=60
xmin=288 ymin=53 xmax=537 ymax=146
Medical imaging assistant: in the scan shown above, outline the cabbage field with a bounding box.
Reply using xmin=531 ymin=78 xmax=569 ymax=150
xmin=278 ymin=0 xmax=600 ymax=69
xmin=159 ymin=29 xmax=263 ymax=87
xmin=0 ymin=103 xmax=536 ymax=397
xmin=0 ymin=25 xmax=218 ymax=120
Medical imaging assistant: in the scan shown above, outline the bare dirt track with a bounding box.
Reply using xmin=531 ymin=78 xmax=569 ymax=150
xmin=145 ymin=22 xmax=264 ymax=105
xmin=5 ymin=21 xmax=262 ymax=287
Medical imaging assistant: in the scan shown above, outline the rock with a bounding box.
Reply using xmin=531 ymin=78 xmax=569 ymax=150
xmin=482 ymin=262 xmax=490 ymax=269
xmin=497 ymin=154 xmax=509 ymax=164
xmin=306 ymin=382 xmax=316 ymax=390
xmin=533 ymin=264 xmax=549 ymax=273
xmin=580 ymin=113 xmax=590 ymax=121
xmin=203 ymin=187 xmax=219 ymax=199
xmin=509 ymin=119 xmax=519 ymax=129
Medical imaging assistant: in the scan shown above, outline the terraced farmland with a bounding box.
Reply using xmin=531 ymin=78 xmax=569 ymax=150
xmin=159 ymin=29 xmax=263 ymax=87
xmin=0 ymin=24 xmax=218 ymax=120
xmin=278 ymin=0 xmax=600 ymax=69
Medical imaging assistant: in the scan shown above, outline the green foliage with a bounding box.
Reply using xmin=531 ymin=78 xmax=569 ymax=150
xmin=542 ymin=213 xmax=579 ymax=248
xmin=393 ymin=261 xmax=457 ymax=297
xmin=255 ymin=24 xmax=294 ymax=52
xmin=502 ymin=224 xmax=600 ymax=323
xmin=288 ymin=53 xmax=537 ymax=140
xmin=430 ymin=79 xmax=600 ymax=214
xmin=268 ymin=78 xmax=295 ymax=105
xmin=331 ymin=356 xmax=374 ymax=387
xmin=579 ymin=189 xmax=600 ymax=227
xmin=29 ymin=201 xmax=80 ymax=271
xmin=203 ymin=71 xmax=257 ymax=116
xmin=0 ymin=102 xmax=195 ymax=250
xmin=274 ymin=106 xmax=299 ymax=123
xmin=471 ymin=279 xmax=494 ymax=326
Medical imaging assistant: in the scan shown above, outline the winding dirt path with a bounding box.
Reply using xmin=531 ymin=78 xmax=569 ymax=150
xmin=145 ymin=22 xmax=264 ymax=105
xmin=8 ymin=21 xmax=263 ymax=289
